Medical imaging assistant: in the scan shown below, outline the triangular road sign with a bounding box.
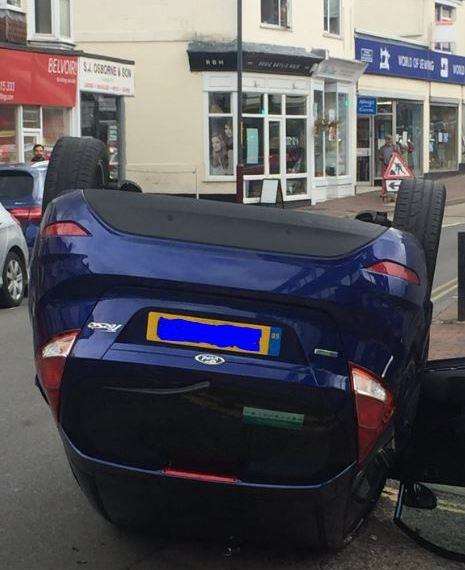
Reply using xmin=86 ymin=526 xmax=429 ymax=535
xmin=384 ymin=152 xmax=414 ymax=180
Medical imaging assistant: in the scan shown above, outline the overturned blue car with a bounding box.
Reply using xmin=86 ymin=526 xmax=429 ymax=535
xmin=29 ymin=138 xmax=465 ymax=560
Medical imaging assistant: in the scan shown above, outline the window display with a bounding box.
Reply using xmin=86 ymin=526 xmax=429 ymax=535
xmin=43 ymin=107 xmax=69 ymax=156
xmin=314 ymin=82 xmax=350 ymax=178
xmin=430 ymin=105 xmax=458 ymax=171
xmin=0 ymin=106 xmax=17 ymax=163
xmin=396 ymin=101 xmax=422 ymax=174
xmin=208 ymin=93 xmax=234 ymax=177
xmin=81 ymin=93 xmax=121 ymax=180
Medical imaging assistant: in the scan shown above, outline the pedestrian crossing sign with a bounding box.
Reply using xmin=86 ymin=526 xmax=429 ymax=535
xmin=384 ymin=152 xmax=414 ymax=180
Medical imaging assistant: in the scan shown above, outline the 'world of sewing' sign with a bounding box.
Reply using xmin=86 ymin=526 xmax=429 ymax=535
xmin=355 ymin=36 xmax=465 ymax=85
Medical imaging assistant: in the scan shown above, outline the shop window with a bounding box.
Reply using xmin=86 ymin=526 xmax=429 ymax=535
xmin=338 ymin=93 xmax=348 ymax=176
xmin=22 ymin=106 xmax=41 ymax=129
xmin=314 ymin=83 xmax=350 ymax=178
xmin=208 ymin=93 xmax=234 ymax=177
xmin=43 ymin=107 xmax=69 ymax=155
xmin=430 ymin=105 xmax=458 ymax=171
xmin=30 ymin=0 xmax=72 ymax=40
xmin=81 ymin=93 xmax=121 ymax=180
xmin=462 ymin=104 xmax=465 ymax=165
xmin=242 ymin=93 xmax=308 ymax=198
xmin=396 ymin=101 xmax=423 ymax=175
xmin=314 ymin=90 xmax=324 ymax=177
xmin=324 ymin=0 xmax=341 ymax=35
xmin=0 ymin=106 xmax=18 ymax=163
xmin=261 ymin=0 xmax=290 ymax=28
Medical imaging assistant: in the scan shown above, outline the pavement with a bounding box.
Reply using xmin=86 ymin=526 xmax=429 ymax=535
xmin=2 ymin=183 xmax=465 ymax=569
xmin=307 ymin=173 xmax=465 ymax=218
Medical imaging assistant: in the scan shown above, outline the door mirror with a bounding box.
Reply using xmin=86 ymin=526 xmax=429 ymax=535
xmin=355 ymin=210 xmax=391 ymax=227
xmin=394 ymin=358 xmax=465 ymax=561
xmin=395 ymin=482 xmax=465 ymax=562
xmin=119 ymin=180 xmax=143 ymax=193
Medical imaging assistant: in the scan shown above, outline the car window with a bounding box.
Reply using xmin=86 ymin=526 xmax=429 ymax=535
xmin=0 ymin=172 xmax=34 ymax=201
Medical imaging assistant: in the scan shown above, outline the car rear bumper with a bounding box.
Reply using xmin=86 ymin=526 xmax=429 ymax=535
xmin=61 ymin=428 xmax=357 ymax=547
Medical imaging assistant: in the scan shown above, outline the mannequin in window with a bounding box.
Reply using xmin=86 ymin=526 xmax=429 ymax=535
xmin=210 ymin=134 xmax=233 ymax=175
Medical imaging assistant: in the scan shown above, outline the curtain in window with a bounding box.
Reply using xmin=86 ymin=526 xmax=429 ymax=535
xmin=35 ymin=0 xmax=52 ymax=34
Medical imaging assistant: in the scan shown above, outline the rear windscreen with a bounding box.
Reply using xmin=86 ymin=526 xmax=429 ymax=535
xmin=0 ymin=172 xmax=34 ymax=200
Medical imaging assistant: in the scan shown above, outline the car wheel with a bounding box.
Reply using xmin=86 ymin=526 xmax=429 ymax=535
xmin=0 ymin=251 xmax=26 ymax=308
xmin=392 ymin=179 xmax=446 ymax=290
xmin=42 ymin=137 xmax=110 ymax=214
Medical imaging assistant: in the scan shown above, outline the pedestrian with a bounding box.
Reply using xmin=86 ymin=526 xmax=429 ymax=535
xmin=378 ymin=135 xmax=401 ymax=201
xmin=31 ymin=144 xmax=46 ymax=163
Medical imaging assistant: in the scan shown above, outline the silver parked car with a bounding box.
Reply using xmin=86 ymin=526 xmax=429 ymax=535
xmin=0 ymin=202 xmax=28 ymax=307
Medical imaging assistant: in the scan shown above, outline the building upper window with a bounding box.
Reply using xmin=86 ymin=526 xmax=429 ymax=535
xmin=30 ymin=0 xmax=72 ymax=40
xmin=261 ymin=0 xmax=290 ymax=28
xmin=435 ymin=41 xmax=453 ymax=52
xmin=0 ymin=0 xmax=23 ymax=10
xmin=324 ymin=0 xmax=341 ymax=35
xmin=435 ymin=3 xmax=455 ymax=23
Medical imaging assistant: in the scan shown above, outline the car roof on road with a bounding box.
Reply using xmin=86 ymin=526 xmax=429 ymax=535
xmin=0 ymin=162 xmax=48 ymax=177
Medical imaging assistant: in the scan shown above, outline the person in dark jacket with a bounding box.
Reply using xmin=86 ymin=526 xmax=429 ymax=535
xmin=378 ymin=135 xmax=401 ymax=200
xmin=31 ymin=144 xmax=46 ymax=163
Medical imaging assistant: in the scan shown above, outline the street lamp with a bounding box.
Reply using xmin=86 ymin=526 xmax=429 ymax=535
xmin=236 ymin=0 xmax=244 ymax=202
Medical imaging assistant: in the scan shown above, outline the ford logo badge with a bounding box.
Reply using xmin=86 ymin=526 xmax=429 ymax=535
xmin=195 ymin=354 xmax=225 ymax=366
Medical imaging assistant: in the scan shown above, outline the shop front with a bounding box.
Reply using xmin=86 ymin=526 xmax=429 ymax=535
xmin=78 ymin=56 xmax=135 ymax=180
xmin=189 ymin=42 xmax=365 ymax=204
xmin=356 ymin=97 xmax=423 ymax=186
xmin=0 ymin=46 xmax=77 ymax=164
xmin=0 ymin=47 xmax=135 ymax=179
xmin=355 ymin=34 xmax=465 ymax=184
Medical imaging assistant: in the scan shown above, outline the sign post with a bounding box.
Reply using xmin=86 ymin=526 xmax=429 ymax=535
xmin=382 ymin=152 xmax=414 ymax=196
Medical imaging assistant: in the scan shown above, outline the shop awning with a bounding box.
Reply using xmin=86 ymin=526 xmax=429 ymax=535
xmin=188 ymin=41 xmax=325 ymax=77
xmin=312 ymin=57 xmax=367 ymax=82
xmin=0 ymin=47 xmax=78 ymax=107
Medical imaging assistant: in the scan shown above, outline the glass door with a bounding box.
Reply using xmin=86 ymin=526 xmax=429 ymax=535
xmin=374 ymin=114 xmax=393 ymax=180
xmin=357 ymin=117 xmax=371 ymax=184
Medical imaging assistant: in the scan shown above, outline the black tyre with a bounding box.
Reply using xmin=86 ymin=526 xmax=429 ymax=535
xmin=42 ymin=137 xmax=109 ymax=213
xmin=393 ymin=178 xmax=446 ymax=288
xmin=0 ymin=250 xmax=27 ymax=308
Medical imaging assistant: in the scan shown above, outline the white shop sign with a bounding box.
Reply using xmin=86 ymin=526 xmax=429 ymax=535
xmin=79 ymin=57 xmax=135 ymax=97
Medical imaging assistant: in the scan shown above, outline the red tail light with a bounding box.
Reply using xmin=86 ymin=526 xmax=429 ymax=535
xmin=36 ymin=330 xmax=80 ymax=422
xmin=42 ymin=221 xmax=90 ymax=238
xmin=163 ymin=468 xmax=238 ymax=485
xmin=350 ymin=364 xmax=394 ymax=465
xmin=8 ymin=206 xmax=42 ymax=223
xmin=366 ymin=261 xmax=420 ymax=285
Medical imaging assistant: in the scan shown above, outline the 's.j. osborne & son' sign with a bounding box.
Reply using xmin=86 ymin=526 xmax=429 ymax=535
xmin=79 ymin=57 xmax=135 ymax=97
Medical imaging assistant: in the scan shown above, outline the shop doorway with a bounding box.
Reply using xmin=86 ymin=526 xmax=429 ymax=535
xmin=356 ymin=98 xmax=423 ymax=187
xmin=356 ymin=116 xmax=371 ymax=185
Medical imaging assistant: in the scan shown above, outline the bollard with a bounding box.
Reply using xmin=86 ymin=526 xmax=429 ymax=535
xmin=458 ymin=232 xmax=465 ymax=322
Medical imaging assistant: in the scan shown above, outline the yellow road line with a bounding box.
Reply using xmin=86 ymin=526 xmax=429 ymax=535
xmin=432 ymin=277 xmax=458 ymax=296
xmin=431 ymin=279 xmax=458 ymax=303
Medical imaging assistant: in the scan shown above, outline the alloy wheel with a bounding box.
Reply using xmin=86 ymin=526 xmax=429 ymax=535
xmin=6 ymin=259 xmax=24 ymax=302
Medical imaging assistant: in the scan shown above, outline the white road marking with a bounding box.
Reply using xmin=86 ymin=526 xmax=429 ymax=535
xmin=431 ymin=278 xmax=458 ymax=303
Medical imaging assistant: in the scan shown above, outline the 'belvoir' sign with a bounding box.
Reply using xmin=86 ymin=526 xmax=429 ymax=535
xmin=355 ymin=36 xmax=465 ymax=85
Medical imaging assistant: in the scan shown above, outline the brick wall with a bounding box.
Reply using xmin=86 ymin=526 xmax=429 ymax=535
xmin=0 ymin=9 xmax=27 ymax=45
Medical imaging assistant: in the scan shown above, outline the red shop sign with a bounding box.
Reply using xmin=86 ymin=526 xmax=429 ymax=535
xmin=0 ymin=48 xmax=78 ymax=107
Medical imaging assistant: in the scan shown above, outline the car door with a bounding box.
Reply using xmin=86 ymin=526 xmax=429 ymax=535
xmin=395 ymin=358 xmax=465 ymax=561
xmin=0 ymin=204 xmax=11 ymax=271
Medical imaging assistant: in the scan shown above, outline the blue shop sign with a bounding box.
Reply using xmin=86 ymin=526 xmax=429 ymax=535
xmin=357 ymin=96 xmax=377 ymax=115
xmin=355 ymin=36 xmax=465 ymax=85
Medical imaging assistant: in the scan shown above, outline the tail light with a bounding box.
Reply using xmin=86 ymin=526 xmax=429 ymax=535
xmin=350 ymin=364 xmax=394 ymax=465
xmin=42 ymin=221 xmax=90 ymax=238
xmin=8 ymin=206 xmax=42 ymax=223
xmin=366 ymin=261 xmax=420 ymax=285
xmin=36 ymin=330 xmax=80 ymax=422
